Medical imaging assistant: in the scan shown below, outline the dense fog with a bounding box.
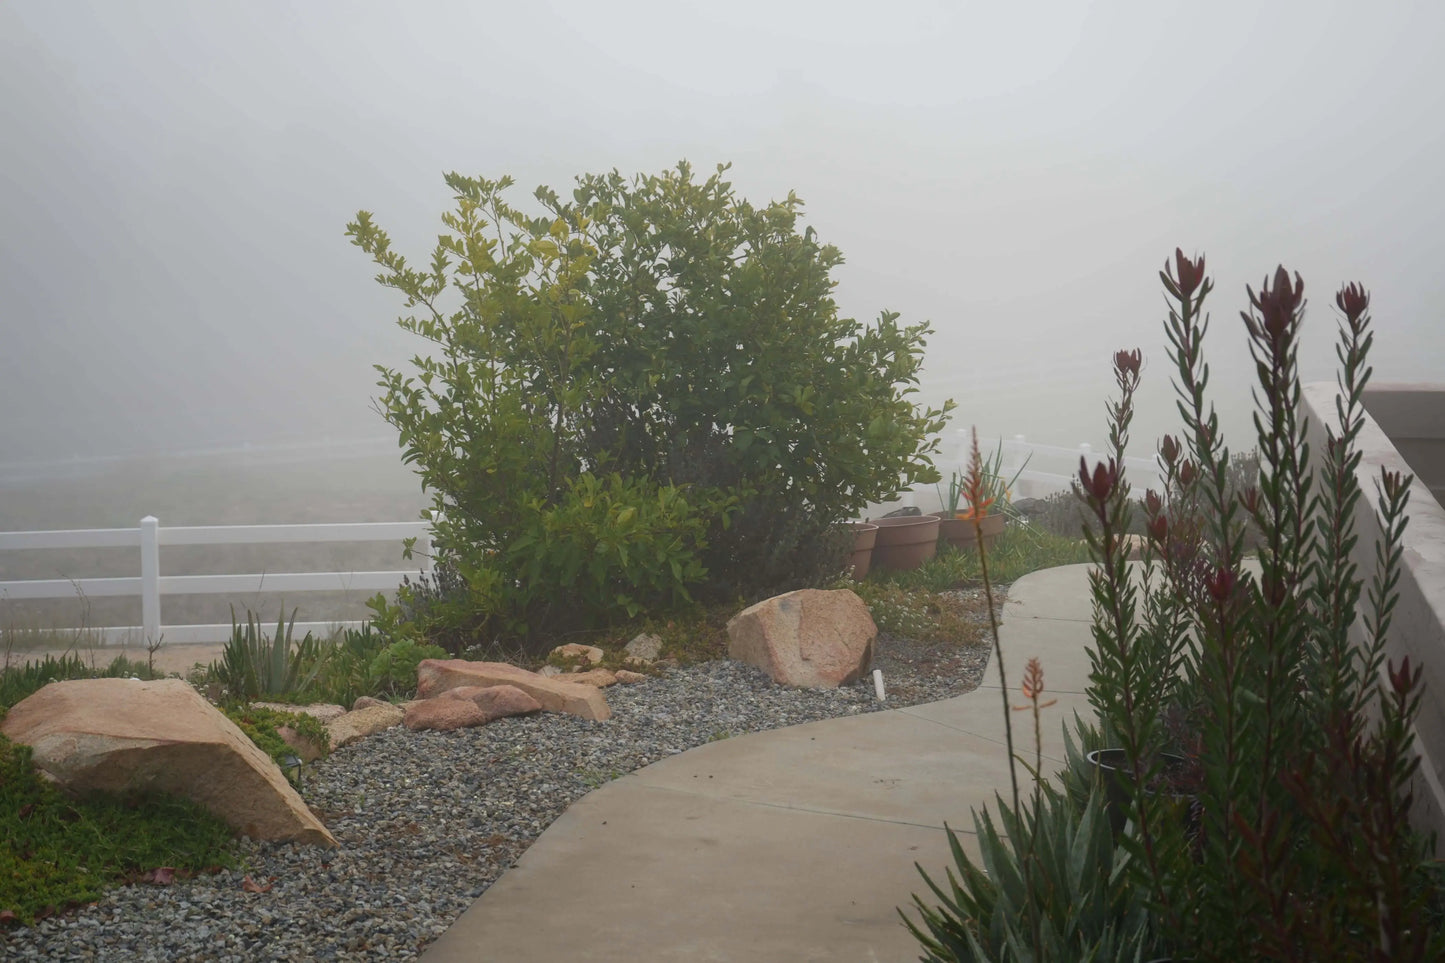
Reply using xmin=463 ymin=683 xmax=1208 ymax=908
xmin=3 ymin=0 xmax=1442 ymax=474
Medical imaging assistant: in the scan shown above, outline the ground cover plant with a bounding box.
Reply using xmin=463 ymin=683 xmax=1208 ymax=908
xmin=903 ymin=251 xmax=1445 ymax=961
xmin=0 ymin=728 xmax=239 ymax=927
xmin=347 ymin=160 xmax=953 ymax=651
xmin=0 ymin=648 xmax=243 ymax=928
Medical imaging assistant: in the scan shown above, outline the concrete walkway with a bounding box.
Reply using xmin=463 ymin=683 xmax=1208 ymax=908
xmin=421 ymin=563 xmax=1100 ymax=963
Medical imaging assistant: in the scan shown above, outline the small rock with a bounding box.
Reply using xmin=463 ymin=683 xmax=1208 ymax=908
xmin=440 ymin=684 xmax=543 ymax=720
xmin=415 ymin=660 xmax=611 ymax=721
xmin=327 ymin=703 xmax=406 ymax=749
xmin=623 ymin=633 xmax=664 ymax=661
xmin=404 ymin=698 xmax=490 ymax=732
xmin=276 ymin=725 xmax=325 ymax=763
xmin=614 ymin=670 xmax=648 ymax=684
xmin=252 ymin=701 xmax=347 ymax=724
xmin=622 ymin=655 xmax=653 ymax=668
xmin=567 ymin=668 xmax=619 ymax=688
xmin=549 ymin=643 xmax=604 ymax=664
xmin=352 ymin=696 xmax=389 ymax=711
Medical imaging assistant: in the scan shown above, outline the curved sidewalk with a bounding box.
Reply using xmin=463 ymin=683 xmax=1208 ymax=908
xmin=421 ymin=563 xmax=1099 ymax=963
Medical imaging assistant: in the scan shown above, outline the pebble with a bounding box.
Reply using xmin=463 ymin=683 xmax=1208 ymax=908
xmin=3 ymin=590 xmax=1001 ymax=961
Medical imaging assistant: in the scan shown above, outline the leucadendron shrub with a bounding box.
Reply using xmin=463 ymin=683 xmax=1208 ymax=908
xmin=1076 ymin=252 xmax=1443 ymax=961
xmin=348 ymin=162 xmax=951 ymax=648
xmin=903 ymin=251 xmax=1445 ymax=962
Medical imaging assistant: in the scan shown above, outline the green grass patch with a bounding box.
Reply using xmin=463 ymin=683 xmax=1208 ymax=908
xmin=876 ymin=523 xmax=1093 ymax=593
xmin=0 ymin=730 xmax=240 ymax=928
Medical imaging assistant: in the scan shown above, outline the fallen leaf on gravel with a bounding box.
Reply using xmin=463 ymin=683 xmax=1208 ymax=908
xmin=241 ymin=876 xmax=273 ymax=894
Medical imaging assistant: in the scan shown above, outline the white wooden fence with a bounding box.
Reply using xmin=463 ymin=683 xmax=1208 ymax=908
xmin=0 ymin=517 xmax=431 ymax=645
xmin=905 ymin=433 xmax=1166 ymax=510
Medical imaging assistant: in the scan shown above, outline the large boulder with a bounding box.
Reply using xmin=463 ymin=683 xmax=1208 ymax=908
xmin=726 ymin=589 xmax=877 ymax=688
xmin=1 ymin=678 xmax=335 ymax=846
xmin=327 ymin=702 xmax=406 ymax=748
xmin=416 ymin=660 xmax=610 ymax=721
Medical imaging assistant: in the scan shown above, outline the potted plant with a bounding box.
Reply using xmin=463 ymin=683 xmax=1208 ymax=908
xmin=847 ymin=521 xmax=879 ymax=579
xmin=933 ymin=439 xmax=1030 ymax=551
xmin=868 ymin=513 xmax=941 ymax=572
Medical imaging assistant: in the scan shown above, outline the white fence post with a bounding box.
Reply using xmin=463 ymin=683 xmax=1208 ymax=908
xmin=140 ymin=515 xmax=160 ymax=645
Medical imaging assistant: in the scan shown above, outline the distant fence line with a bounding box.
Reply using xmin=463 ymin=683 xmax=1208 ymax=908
xmin=0 ymin=436 xmax=1154 ymax=645
xmin=0 ymin=518 xmax=431 ymax=646
xmin=907 ymin=433 xmax=1164 ymax=509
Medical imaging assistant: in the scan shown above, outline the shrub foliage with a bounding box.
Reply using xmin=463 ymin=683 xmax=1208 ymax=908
xmin=348 ymin=162 xmax=951 ymax=645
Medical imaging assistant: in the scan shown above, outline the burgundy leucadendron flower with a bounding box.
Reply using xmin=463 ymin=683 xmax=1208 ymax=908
xmin=1159 ymin=435 xmax=1181 ymax=466
xmin=1207 ymin=566 xmax=1237 ymax=605
xmin=1336 ymin=282 xmax=1370 ymax=327
xmin=1077 ymin=457 xmax=1119 ymax=502
xmin=1245 ymin=265 xmax=1305 ymax=350
xmin=1148 ymin=514 xmax=1169 ymax=543
xmin=1114 ymin=348 xmax=1142 ymax=378
xmin=1170 ymin=248 xmax=1207 ymax=297
xmin=1179 ymin=459 xmax=1197 ymax=489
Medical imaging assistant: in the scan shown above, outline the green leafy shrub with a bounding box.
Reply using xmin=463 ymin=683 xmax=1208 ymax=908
xmin=348 ymin=161 xmax=951 ymax=644
xmin=362 ymin=638 xmax=446 ymax=698
xmin=508 ymin=472 xmax=717 ymax=625
xmin=0 ymin=730 xmax=238 ymax=928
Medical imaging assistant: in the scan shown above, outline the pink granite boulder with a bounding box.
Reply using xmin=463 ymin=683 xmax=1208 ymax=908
xmin=726 ymin=588 xmax=877 ymax=688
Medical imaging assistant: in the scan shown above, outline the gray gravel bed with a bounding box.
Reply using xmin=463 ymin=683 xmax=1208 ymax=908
xmin=4 ymin=588 xmax=1002 ymax=962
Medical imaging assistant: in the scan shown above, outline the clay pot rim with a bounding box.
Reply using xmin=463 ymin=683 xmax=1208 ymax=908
xmin=868 ymin=514 xmax=941 ymax=529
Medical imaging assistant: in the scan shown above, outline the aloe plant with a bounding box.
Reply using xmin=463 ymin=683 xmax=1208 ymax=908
xmin=215 ymin=606 xmax=327 ymax=702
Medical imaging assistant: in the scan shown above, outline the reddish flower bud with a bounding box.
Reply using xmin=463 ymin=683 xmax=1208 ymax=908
xmin=1239 ymin=486 xmax=1260 ymax=515
xmin=1246 ymin=265 xmax=1305 ymax=349
xmin=1114 ymin=348 xmax=1142 ymax=378
xmin=1207 ymin=566 xmax=1236 ymax=604
xmin=1179 ymin=459 xmax=1197 ymax=488
xmin=1171 ymin=248 xmax=1206 ymax=297
xmin=1159 ymin=435 xmax=1181 ymax=466
xmin=1148 ymin=514 xmax=1168 ymax=542
xmin=1144 ymin=489 xmax=1163 ymax=516
xmin=1077 ymin=457 xmax=1118 ymax=502
xmin=1335 ymin=282 xmax=1369 ymax=327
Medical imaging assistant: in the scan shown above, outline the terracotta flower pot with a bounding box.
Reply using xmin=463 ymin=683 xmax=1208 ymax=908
xmin=868 ymin=515 xmax=940 ymax=571
xmin=848 ymin=522 xmax=879 ymax=580
xmin=933 ymin=511 xmax=1006 ymax=553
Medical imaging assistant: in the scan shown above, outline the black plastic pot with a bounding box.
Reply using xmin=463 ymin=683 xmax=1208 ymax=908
xmin=1087 ymin=748 xmax=1200 ymax=843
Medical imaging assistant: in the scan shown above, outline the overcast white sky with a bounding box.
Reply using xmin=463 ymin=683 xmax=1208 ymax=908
xmin=2 ymin=0 xmax=1442 ymax=469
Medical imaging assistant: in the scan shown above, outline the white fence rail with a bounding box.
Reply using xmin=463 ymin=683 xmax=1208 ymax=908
xmin=905 ymin=433 xmax=1167 ymax=510
xmin=0 ymin=517 xmax=432 ymax=645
